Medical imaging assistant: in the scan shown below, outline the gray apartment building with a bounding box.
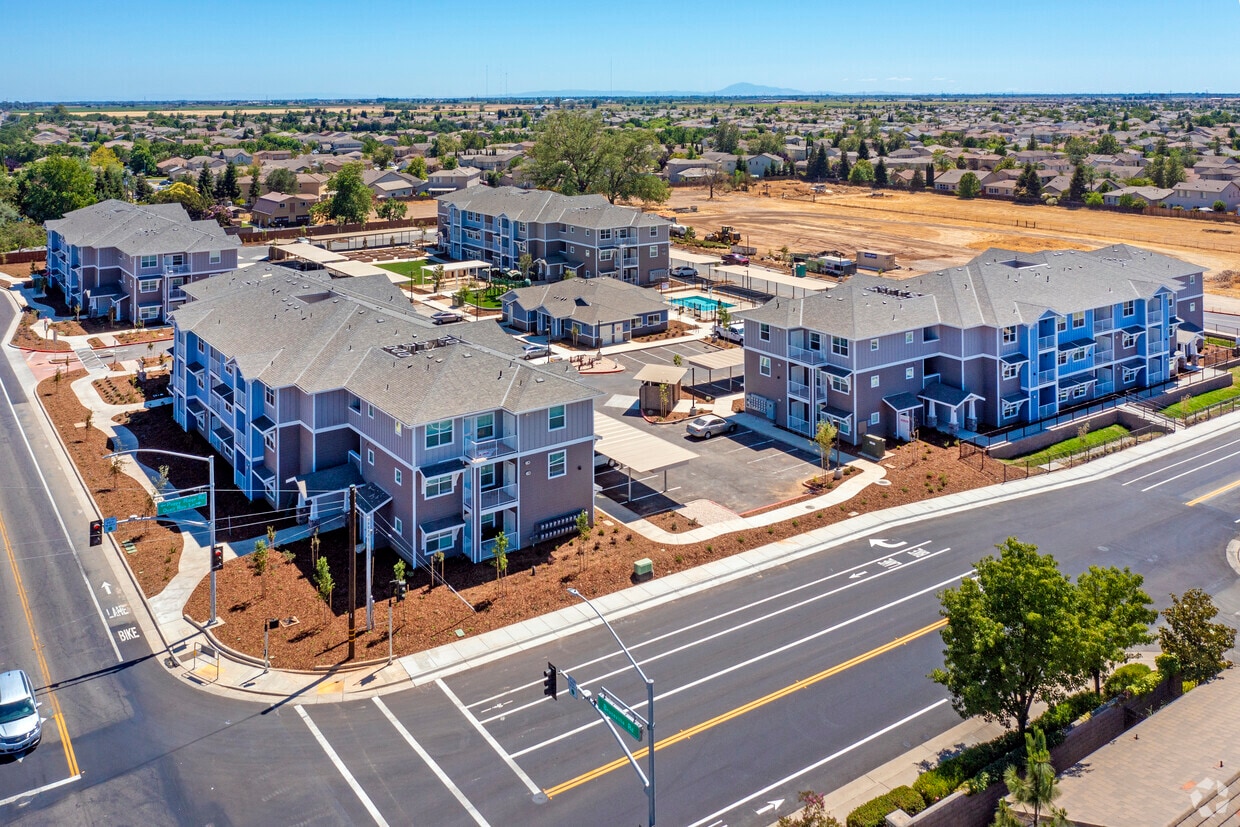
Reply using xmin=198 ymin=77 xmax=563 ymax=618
xmin=437 ymin=186 xmax=671 ymax=285
xmin=501 ymin=277 xmax=670 ymax=347
xmin=740 ymin=245 xmax=1205 ymax=445
xmin=170 ymin=265 xmax=600 ymax=564
xmin=45 ymin=199 xmax=240 ymax=324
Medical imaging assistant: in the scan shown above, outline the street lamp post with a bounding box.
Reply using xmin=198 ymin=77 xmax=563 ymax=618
xmin=568 ymin=587 xmax=655 ymax=827
xmin=105 ymin=447 xmax=218 ymax=625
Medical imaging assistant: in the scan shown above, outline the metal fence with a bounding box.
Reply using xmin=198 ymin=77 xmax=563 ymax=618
xmin=959 ymin=424 xmax=1167 ymax=482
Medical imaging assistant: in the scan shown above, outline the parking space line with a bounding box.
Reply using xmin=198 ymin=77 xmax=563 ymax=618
xmin=296 ymin=706 xmax=390 ymax=827
xmin=632 ymin=486 xmax=680 ymax=501
xmin=436 ymin=679 xmax=541 ymax=795
xmin=372 ymin=697 xmax=491 ymax=827
xmin=0 ymin=774 xmax=82 ymax=808
xmin=747 ymin=454 xmax=781 ymax=464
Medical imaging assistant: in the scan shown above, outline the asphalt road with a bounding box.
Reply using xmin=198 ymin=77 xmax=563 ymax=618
xmin=1 ymin=276 xmax=1239 ymax=826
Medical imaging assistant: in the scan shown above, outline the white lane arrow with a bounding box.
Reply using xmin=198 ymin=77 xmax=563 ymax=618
xmin=756 ymin=799 xmax=784 ymax=815
xmin=100 ymin=581 xmax=112 ymax=595
xmin=869 ymin=538 xmax=907 ymax=549
xmin=849 ymin=571 xmax=868 ymax=579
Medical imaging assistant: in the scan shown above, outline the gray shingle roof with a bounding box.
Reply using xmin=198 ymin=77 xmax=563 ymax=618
xmin=504 ymin=277 xmax=667 ymax=325
xmin=174 ymin=265 xmax=599 ymax=424
xmin=438 ymin=186 xmax=669 ymax=231
xmin=45 ymin=199 xmax=239 ymax=257
xmin=741 ymin=245 xmax=1200 ymax=338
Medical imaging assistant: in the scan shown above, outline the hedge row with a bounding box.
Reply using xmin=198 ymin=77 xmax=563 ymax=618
xmin=845 ymin=785 xmax=925 ymax=827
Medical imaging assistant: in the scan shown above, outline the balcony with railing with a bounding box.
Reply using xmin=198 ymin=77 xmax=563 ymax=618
xmin=169 ymin=288 xmax=188 ymax=302
xmin=1095 ymin=382 xmax=1115 ymax=395
xmin=788 ymin=345 xmax=826 ymax=366
xmin=1024 ymin=368 xmax=1057 ymax=389
xmin=787 ymin=415 xmax=812 ymax=435
xmin=1094 ymin=347 xmax=1114 ymax=363
xmin=164 ymin=264 xmax=191 ymax=276
xmin=477 ymin=483 xmax=518 ymax=511
xmin=787 ymin=379 xmax=811 ymax=399
xmin=465 ymin=434 xmax=519 ymax=461
xmin=1038 ymin=403 xmax=1057 ymax=419
xmin=481 ymin=532 xmax=520 ymax=557
xmin=1037 ymin=334 xmax=1056 ymax=351
xmin=348 ymin=449 xmax=362 ymax=472
xmin=1094 ymin=316 xmax=1115 ymax=333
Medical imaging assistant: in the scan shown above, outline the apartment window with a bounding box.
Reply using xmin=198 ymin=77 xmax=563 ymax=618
xmin=600 ymin=229 xmax=612 ymax=241
xmin=1002 ymin=401 xmax=1019 ymax=419
xmin=424 ymin=529 xmax=454 ymax=555
xmin=808 ymin=332 xmax=821 ymax=351
xmin=367 ymin=448 xmax=375 ymax=465
xmin=1073 ymin=348 xmax=1086 ymax=361
xmin=1190 ymin=274 xmax=1196 ymax=284
xmin=600 ymin=250 xmax=613 ymax=262
xmin=1189 ymin=301 xmax=1196 ymax=313
xmin=759 ymin=355 xmax=771 ymax=376
xmin=570 ymin=226 xmax=576 ymax=234
xmin=548 ymin=405 xmax=566 ymax=431
xmin=548 ymin=450 xmax=567 ymax=479
xmin=569 ymin=245 xmax=575 ymax=254
xmin=139 ymin=278 xmax=160 ymax=294
xmin=264 ymin=387 xmax=275 ymax=407
xmin=395 ymin=421 xmax=402 ymax=436
xmin=1123 ymin=367 xmax=1139 ymax=383
xmin=1056 ymin=317 xmax=1067 ymax=332
xmin=424 ymin=474 xmax=454 ymax=498
xmin=163 ymin=254 xmax=185 ymax=269
xmin=869 ymin=338 xmax=881 ymax=353
xmin=393 ymin=517 xmax=403 ymax=536
xmin=1072 ymin=312 xmax=1085 ymax=329
xmin=426 ymin=420 xmax=453 ymax=448
xmin=1073 ymin=385 xmax=1087 ymax=399
xmin=1002 ymin=363 xmax=1019 ymax=380
xmin=650 ymin=226 xmax=658 ymax=237
xmin=648 ymin=245 xmax=657 ymax=258
xmin=759 ymin=323 xmax=770 ymax=342
xmin=1058 ymin=388 xmax=1070 ymax=403
xmin=209 ymin=250 xmax=221 ymax=264
xmin=837 ymin=418 xmax=851 ymax=436
xmin=870 ymin=375 xmax=880 ymax=388
xmin=479 ymin=464 xmax=496 ymax=489
xmin=139 ymin=306 xmax=159 ymax=321
xmin=475 ymin=413 xmax=495 ymax=440
xmin=831 ymin=336 xmax=849 ymax=356
xmin=264 ymin=431 xmax=276 ymax=451
xmin=394 ymin=468 xmax=403 ymax=486
xmin=198 ymin=340 xmax=205 ymax=354
xmin=829 ymin=375 xmax=850 ymax=393
xmin=140 ymin=255 xmax=158 ymax=269
xmin=905 ymin=331 xmax=914 ymax=344
xmin=1058 ymin=352 xmax=1068 ymax=366
xmin=869 ymin=412 xmax=880 ymax=426
xmin=906 ymin=367 xmax=915 ymax=380
xmin=585 ymin=230 xmax=591 ymax=238
xmin=1122 ymin=300 xmax=1135 ymax=316
xmin=1002 ymin=326 xmax=1017 ymax=344
xmin=1122 ymin=333 xmax=1137 ymax=348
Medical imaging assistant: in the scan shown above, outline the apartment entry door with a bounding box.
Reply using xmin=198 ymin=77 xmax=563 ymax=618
xmin=896 ymin=410 xmax=913 ymax=441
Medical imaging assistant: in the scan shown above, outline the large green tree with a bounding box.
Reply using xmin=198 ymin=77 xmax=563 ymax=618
xmin=1067 ymin=165 xmax=1088 ymax=202
xmin=20 ymin=156 xmax=97 ymax=221
xmin=264 ymin=167 xmax=299 ymax=195
xmin=324 ymin=162 xmax=373 ymax=224
xmin=957 ymin=171 xmax=981 ymax=198
xmin=528 ymin=111 xmax=664 ymax=204
xmin=713 ymin=121 xmax=741 ymax=154
xmin=1159 ymin=588 xmax=1236 ymax=683
xmin=94 ymin=164 xmax=127 ymax=202
xmin=931 ymin=537 xmax=1083 ymax=733
xmin=217 ymin=161 xmax=240 ymax=201
xmin=149 ymin=182 xmax=208 ymax=219
xmin=1075 ymin=566 xmax=1156 ymax=693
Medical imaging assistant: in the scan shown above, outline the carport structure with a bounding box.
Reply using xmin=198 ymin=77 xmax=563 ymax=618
xmin=686 ymin=347 xmax=744 ymax=395
xmin=593 ymin=412 xmax=697 ymax=502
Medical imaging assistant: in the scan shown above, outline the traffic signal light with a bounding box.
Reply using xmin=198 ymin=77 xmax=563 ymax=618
xmin=211 ymin=546 xmax=224 ymax=572
xmin=543 ymin=662 xmax=558 ymax=700
xmin=89 ymin=520 xmax=103 ymax=547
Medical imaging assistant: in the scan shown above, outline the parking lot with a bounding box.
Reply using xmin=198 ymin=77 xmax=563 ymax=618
xmin=583 ymin=342 xmax=824 ymax=518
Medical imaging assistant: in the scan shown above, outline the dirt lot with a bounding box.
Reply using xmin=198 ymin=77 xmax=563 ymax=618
xmin=663 ymin=183 xmax=1240 ymax=281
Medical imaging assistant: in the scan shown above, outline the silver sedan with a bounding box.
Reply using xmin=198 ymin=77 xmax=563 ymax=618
xmin=685 ymin=415 xmax=736 ymax=439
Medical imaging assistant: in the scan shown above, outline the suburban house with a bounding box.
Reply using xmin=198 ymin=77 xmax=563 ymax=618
xmin=665 ymin=157 xmax=722 ymax=184
xmin=437 ymin=186 xmax=671 ymax=285
xmin=932 ymin=168 xmax=969 ymax=193
xmin=362 ymin=169 xmax=423 ymax=200
xmin=501 ymin=277 xmax=670 ymax=346
xmin=169 ymin=265 xmax=601 ymax=565
xmin=44 ymin=199 xmax=239 ymax=324
xmin=456 ymin=148 xmax=523 ymax=172
xmin=250 ymin=192 xmax=315 ymax=227
xmin=423 ymin=166 xmax=482 ymax=194
xmin=701 ymin=151 xmax=786 ymax=177
xmin=215 ymin=147 xmax=253 ymax=166
xmin=1102 ymin=186 xmax=1174 ymax=207
xmin=1162 ymin=179 xmax=1240 ymax=212
xmin=738 ymin=245 xmax=1205 ymax=445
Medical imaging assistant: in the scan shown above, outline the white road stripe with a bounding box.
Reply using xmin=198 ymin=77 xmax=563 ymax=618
xmin=509 ymin=571 xmax=970 ymax=757
xmin=0 ymin=773 xmax=81 ymax=808
xmin=1122 ymin=437 xmax=1240 ymax=485
xmin=1140 ymin=449 xmax=1240 ymax=492
xmin=436 ymin=679 xmax=541 ymax=795
xmin=296 ymin=706 xmax=390 ymax=827
xmin=468 ymin=541 xmax=938 ymax=710
xmin=0 ymin=366 xmax=122 ymax=662
xmin=373 ymin=697 xmax=491 ymax=826
xmin=684 ymin=700 xmax=951 ymax=827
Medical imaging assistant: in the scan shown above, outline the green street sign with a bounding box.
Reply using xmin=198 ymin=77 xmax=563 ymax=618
xmin=156 ymin=491 xmax=208 ymax=515
xmin=597 ymin=693 xmax=642 ymax=742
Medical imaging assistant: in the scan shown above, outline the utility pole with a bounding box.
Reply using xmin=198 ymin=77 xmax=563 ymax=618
xmin=347 ymin=484 xmax=357 ymax=660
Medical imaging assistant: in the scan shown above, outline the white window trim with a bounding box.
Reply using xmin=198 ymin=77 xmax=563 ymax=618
xmin=870 ymin=338 xmax=879 ymax=351
xmin=394 ymin=468 xmax=403 ymax=486
xmin=424 ymin=473 xmax=455 ymax=499
xmin=759 ymin=355 xmax=771 ymax=377
xmin=1002 ymin=326 xmax=1017 ymax=344
xmin=548 ymin=405 xmax=566 ymax=431
xmin=393 ymin=517 xmax=403 ymax=535
xmin=869 ymin=411 xmax=880 ymax=425
xmin=906 ymin=367 xmax=915 ymax=380
xmin=209 ymin=250 xmax=222 ymax=264
xmin=426 ymin=420 xmax=453 ymax=448
xmin=548 ymin=449 xmax=567 ymax=479
xmin=1002 ymin=363 xmax=1019 ymax=380
xmin=367 ymin=449 xmax=375 ymax=465
xmin=870 ymin=375 xmax=880 ymax=388
xmin=138 ymin=278 xmax=160 ymax=294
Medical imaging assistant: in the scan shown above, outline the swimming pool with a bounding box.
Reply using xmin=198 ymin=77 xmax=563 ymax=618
xmin=669 ymin=295 xmax=736 ymax=312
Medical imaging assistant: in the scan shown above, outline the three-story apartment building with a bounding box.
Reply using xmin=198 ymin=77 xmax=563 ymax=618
xmin=437 ymin=186 xmax=671 ymax=286
xmin=740 ymin=246 xmax=1205 ymax=444
xmin=170 ymin=265 xmax=600 ymax=564
xmin=45 ymin=200 xmax=239 ymax=324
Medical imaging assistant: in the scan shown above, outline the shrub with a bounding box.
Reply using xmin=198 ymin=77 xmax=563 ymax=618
xmin=1104 ymin=663 xmax=1161 ymax=699
xmin=845 ymin=786 xmax=925 ymax=827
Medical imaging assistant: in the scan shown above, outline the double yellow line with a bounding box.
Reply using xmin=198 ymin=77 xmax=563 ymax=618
xmin=544 ymin=617 xmax=947 ymax=798
xmin=1186 ymin=477 xmax=1240 ymax=507
xmin=0 ymin=510 xmax=80 ymax=777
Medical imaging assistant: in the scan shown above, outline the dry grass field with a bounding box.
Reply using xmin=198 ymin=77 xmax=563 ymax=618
xmin=662 ymin=182 xmax=1240 ymax=283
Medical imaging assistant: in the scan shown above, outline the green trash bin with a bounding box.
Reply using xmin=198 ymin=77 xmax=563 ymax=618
xmin=794 ymin=263 xmax=807 ymax=278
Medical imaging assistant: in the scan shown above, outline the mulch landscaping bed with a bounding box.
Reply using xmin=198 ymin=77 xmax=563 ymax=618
xmin=115 ymin=327 xmax=173 ymax=345
xmin=632 ymin=320 xmax=695 ymax=342
xmin=91 ymin=372 xmax=170 ymax=406
xmin=188 ymin=434 xmax=999 ymax=669
xmin=11 ymin=308 xmax=72 ymax=351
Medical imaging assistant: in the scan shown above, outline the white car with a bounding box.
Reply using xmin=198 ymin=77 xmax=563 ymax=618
xmin=686 ymin=415 xmax=736 ymax=439
xmin=713 ymin=322 xmax=744 ymax=343
xmin=0 ymin=669 xmax=41 ymax=755
xmin=670 ymin=265 xmax=698 ymax=278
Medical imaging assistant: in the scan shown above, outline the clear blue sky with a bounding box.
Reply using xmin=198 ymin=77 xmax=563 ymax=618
xmin=8 ymin=0 xmax=1240 ymax=101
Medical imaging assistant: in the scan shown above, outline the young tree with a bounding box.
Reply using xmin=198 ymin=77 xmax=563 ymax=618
xmin=1075 ymin=566 xmax=1157 ymax=693
xmin=814 ymin=420 xmax=838 ymax=478
xmin=957 ymin=172 xmax=981 ymax=199
xmin=314 ymin=555 xmax=334 ymax=623
xmin=1159 ymin=588 xmax=1236 ymax=682
xmin=576 ymin=509 xmax=591 ymax=571
xmin=325 ymin=162 xmax=374 ymax=225
xmin=518 ymin=251 xmax=533 ymax=280
xmin=251 ymin=538 xmax=270 ymax=598
xmin=931 ymin=537 xmax=1083 ymax=733
xmin=1002 ymin=729 xmax=1061 ymax=826
xmin=264 ymin=167 xmax=298 ymax=195
xmin=924 ymin=163 xmax=935 ymax=188
xmin=491 ymin=530 xmax=508 ymax=588
xmin=836 ymin=151 xmax=850 ymax=182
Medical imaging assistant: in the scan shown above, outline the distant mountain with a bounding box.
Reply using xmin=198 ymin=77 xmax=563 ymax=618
xmin=501 ymin=82 xmax=816 ymax=98
xmin=714 ymin=82 xmax=805 ymax=96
